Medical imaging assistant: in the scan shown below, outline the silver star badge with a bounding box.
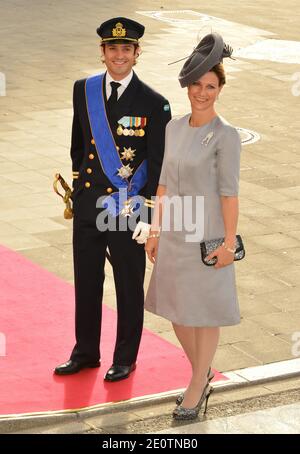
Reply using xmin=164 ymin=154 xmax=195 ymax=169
xmin=117 ymin=164 xmax=133 ymax=179
xmin=121 ymin=147 xmax=136 ymax=161
xmin=120 ymin=199 xmax=134 ymax=217
xmin=201 ymin=131 xmax=214 ymax=146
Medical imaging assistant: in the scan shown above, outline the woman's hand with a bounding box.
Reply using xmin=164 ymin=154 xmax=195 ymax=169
xmin=206 ymin=245 xmax=234 ymax=269
xmin=145 ymin=237 xmax=159 ymax=264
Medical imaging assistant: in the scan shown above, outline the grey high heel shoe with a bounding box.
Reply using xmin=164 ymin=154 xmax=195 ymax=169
xmin=176 ymin=366 xmax=215 ymax=406
xmin=173 ymin=384 xmax=214 ymax=421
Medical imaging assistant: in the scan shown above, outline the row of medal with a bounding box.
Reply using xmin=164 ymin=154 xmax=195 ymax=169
xmin=116 ymin=116 xmax=147 ymax=137
xmin=117 ymin=126 xmax=145 ymax=137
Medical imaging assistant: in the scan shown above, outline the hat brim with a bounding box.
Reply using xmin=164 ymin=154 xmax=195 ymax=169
xmin=101 ymin=37 xmax=139 ymax=44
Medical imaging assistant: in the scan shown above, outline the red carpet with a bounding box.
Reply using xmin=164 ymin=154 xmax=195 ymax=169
xmin=0 ymin=244 xmax=226 ymax=416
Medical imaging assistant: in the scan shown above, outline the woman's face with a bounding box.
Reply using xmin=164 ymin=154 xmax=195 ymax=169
xmin=188 ymin=71 xmax=222 ymax=112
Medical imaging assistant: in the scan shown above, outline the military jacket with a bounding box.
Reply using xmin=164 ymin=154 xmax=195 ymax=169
xmin=70 ymin=71 xmax=171 ymax=217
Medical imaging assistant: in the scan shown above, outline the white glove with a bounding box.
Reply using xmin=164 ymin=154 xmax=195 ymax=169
xmin=132 ymin=221 xmax=151 ymax=244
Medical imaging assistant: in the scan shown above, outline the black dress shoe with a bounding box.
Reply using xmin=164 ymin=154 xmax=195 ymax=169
xmin=54 ymin=359 xmax=100 ymax=375
xmin=104 ymin=363 xmax=136 ymax=382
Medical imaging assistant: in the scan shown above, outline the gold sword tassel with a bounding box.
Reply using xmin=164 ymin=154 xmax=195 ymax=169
xmin=53 ymin=173 xmax=73 ymax=219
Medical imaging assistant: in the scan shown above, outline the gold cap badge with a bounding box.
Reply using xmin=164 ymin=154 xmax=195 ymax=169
xmin=112 ymin=22 xmax=126 ymax=38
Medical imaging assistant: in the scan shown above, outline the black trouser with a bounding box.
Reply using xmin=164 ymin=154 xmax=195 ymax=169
xmin=70 ymin=190 xmax=145 ymax=365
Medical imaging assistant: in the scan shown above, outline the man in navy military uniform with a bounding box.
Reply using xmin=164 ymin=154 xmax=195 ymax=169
xmin=54 ymin=17 xmax=171 ymax=381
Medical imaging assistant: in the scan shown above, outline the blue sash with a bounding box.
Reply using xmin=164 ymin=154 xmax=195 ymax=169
xmin=85 ymin=73 xmax=147 ymax=215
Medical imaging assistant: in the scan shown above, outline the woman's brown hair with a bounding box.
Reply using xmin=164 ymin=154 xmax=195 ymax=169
xmin=210 ymin=63 xmax=226 ymax=86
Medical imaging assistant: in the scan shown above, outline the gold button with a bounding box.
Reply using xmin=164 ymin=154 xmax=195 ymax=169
xmin=91 ymin=138 xmax=95 ymax=145
xmin=86 ymin=168 xmax=92 ymax=174
xmin=89 ymin=153 xmax=95 ymax=160
xmin=106 ymin=187 xmax=113 ymax=194
xmin=85 ymin=182 xmax=91 ymax=188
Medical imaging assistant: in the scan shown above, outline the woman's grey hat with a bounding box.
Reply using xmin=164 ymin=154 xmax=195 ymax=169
xmin=178 ymin=33 xmax=233 ymax=87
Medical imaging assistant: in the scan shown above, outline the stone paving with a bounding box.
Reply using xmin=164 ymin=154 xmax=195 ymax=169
xmin=4 ymin=376 xmax=300 ymax=434
xmin=0 ymin=0 xmax=300 ymax=374
xmin=157 ymin=401 xmax=300 ymax=434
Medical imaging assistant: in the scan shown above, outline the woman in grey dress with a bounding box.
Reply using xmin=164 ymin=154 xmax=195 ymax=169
xmin=145 ymin=33 xmax=241 ymax=420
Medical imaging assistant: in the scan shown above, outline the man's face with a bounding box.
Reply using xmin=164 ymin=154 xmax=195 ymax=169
xmin=101 ymin=43 xmax=139 ymax=80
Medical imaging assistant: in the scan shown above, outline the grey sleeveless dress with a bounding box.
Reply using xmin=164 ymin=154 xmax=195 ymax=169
xmin=145 ymin=114 xmax=241 ymax=327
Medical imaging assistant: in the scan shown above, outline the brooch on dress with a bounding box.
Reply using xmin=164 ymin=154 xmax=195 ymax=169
xmin=201 ymin=131 xmax=214 ymax=146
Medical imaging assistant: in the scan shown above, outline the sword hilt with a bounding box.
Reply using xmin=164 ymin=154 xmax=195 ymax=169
xmin=53 ymin=173 xmax=73 ymax=219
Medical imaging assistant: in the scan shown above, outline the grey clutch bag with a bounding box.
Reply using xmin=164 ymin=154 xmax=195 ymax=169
xmin=200 ymin=234 xmax=245 ymax=266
